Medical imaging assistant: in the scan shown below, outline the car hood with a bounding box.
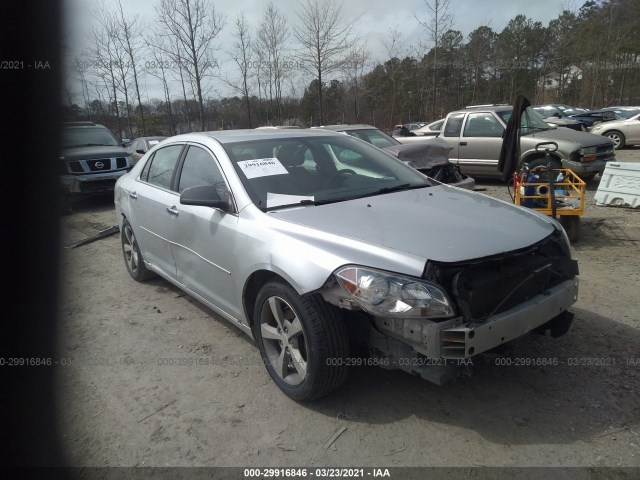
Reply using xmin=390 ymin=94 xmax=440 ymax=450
xmin=524 ymin=127 xmax=612 ymax=148
xmin=591 ymin=118 xmax=632 ymax=131
xmin=543 ymin=117 xmax=581 ymax=126
xmin=383 ymin=138 xmax=453 ymax=168
xmin=270 ymin=185 xmax=555 ymax=265
xmin=60 ymin=146 xmax=129 ymax=161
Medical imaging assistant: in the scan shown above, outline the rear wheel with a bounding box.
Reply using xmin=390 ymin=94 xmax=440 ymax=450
xmin=253 ymin=280 xmax=349 ymax=401
xmin=121 ymin=218 xmax=154 ymax=281
xmin=605 ymin=130 xmax=625 ymax=150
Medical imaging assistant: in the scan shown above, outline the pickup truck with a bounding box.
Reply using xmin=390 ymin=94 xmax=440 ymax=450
xmin=396 ymin=105 xmax=615 ymax=179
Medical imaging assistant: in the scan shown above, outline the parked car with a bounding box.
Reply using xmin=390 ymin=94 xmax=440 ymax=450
xmin=567 ymin=109 xmax=638 ymax=129
xmin=115 ymin=129 xmax=579 ymax=400
xmin=60 ymin=121 xmax=133 ymax=196
xmin=391 ymin=125 xmax=417 ymax=137
xmin=437 ymin=105 xmax=615 ymax=179
xmin=589 ymin=111 xmax=640 ymax=149
xmin=532 ymin=105 xmax=586 ymax=131
xmin=129 ymin=136 xmax=167 ymax=165
xmin=405 ymin=122 xmax=426 ymax=131
xmin=412 ymin=119 xmax=445 ymax=137
xmin=317 ymin=124 xmax=474 ymax=189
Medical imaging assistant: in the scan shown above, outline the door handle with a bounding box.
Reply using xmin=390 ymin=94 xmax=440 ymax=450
xmin=459 ymin=141 xmax=467 ymax=146
xmin=129 ymin=191 xmax=138 ymax=199
xmin=166 ymin=206 xmax=179 ymax=216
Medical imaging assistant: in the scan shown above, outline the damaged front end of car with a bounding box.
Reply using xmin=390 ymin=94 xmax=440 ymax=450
xmin=319 ymin=228 xmax=578 ymax=385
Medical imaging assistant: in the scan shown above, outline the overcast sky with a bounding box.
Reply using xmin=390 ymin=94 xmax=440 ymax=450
xmin=62 ymin=0 xmax=587 ymax=103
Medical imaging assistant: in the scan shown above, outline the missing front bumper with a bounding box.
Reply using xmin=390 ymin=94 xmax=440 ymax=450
xmin=439 ymin=277 xmax=578 ymax=359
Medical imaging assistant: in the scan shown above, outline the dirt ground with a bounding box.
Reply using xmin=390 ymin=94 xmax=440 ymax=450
xmin=55 ymin=149 xmax=640 ymax=471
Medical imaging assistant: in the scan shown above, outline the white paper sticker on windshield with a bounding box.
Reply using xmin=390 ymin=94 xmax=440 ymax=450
xmin=267 ymin=193 xmax=315 ymax=208
xmin=148 ymin=140 xmax=160 ymax=145
xmin=238 ymin=158 xmax=288 ymax=179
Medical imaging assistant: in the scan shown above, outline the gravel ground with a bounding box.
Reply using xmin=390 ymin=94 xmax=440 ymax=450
xmin=55 ymin=149 xmax=640 ymax=474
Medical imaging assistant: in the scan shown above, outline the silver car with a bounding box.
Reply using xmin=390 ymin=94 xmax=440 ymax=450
xmin=115 ymin=130 xmax=579 ymax=400
xmin=589 ymin=112 xmax=640 ymax=149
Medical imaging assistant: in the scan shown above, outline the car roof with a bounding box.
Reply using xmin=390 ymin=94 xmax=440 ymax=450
xmin=449 ymin=105 xmax=512 ymax=114
xmin=315 ymin=124 xmax=377 ymax=132
xmin=63 ymin=122 xmax=107 ymax=129
xmin=166 ymin=128 xmax=344 ymax=145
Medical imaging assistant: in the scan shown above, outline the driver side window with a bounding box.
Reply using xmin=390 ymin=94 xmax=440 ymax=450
xmin=177 ymin=146 xmax=228 ymax=197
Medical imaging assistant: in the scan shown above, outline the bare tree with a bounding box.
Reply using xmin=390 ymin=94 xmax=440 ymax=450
xmin=146 ymin=33 xmax=175 ymax=134
xmin=113 ymin=0 xmax=147 ymax=135
xmin=416 ymin=0 xmax=452 ymax=117
xmin=257 ymin=2 xmax=289 ymax=124
xmin=342 ymin=44 xmax=369 ymax=122
xmin=226 ymin=13 xmax=254 ymax=127
xmin=89 ymin=9 xmax=124 ymax=139
xmin=155 ymin=0 xmax=225 ymax=131
xmin=293 ymin=0 xmax=360 ymax=125
xmin=383 ymin=26 xmax=405 ymax=125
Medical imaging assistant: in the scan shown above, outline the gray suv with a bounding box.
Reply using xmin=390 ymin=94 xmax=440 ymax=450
xmin=60 ymin=122 xmax=133 ymax=195
xmin=439 ymin=105 xmax=615 ymax=179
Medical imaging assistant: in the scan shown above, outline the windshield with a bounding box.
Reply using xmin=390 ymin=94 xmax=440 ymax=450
xmin=224 ymin=135 xmax=433 ymax=211
xmin=497 ymin=107 xmax=552 ymax=133
xmin=62 ymin=127 xmax=119 ymax=148
xmin=343 ymin=128 xmax=399 ymax=148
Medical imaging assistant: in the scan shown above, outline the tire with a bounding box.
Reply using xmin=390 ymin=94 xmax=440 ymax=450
xmin=253 ymin=280 xmax=349 ymax=401
xmin=121 ymin=218 xmax=154 ymax=281
xmin=525 ymin=157 xmax=561 ymax=171
xmin=559 ymin=216 xmax=580 ymax=243
xmin=605 ymin=130 xmax=625 ymax=150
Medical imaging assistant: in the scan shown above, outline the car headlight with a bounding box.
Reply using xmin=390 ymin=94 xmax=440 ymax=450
xmin=334 ymin=266 xmax=456 ymax=319
xmin=579 ymin=146 xmax=597 ymax=162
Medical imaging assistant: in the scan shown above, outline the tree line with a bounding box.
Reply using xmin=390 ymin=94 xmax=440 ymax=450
xmin=65 ymin=0 xmax=640 ymax=139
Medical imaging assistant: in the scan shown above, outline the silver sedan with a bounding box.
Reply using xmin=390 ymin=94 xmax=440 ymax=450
xmin=115 ymin=129 xmax=579 ymax=400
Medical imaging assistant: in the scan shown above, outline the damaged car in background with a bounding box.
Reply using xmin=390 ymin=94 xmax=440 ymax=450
xmin=115 ymin=129 xmax=578 ymax=400
xmin=317 ymin=124 xmax=474 ymax=190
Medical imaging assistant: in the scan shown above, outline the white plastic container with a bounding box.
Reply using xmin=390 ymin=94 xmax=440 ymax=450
xmin=594 ymin=162 xmax=640 ymax=208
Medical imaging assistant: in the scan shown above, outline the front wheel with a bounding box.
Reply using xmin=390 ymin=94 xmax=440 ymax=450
xmin=253 ymin=280 xmax=349 ymax=401
xmin=605 ymin=130 xmax=625 ymax=150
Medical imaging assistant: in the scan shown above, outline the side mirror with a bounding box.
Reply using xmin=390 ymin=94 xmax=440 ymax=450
xmin=136 ymin=149 xmax=146 ymax=154
xmin=180 ymin=185 xmax=234 ymax=212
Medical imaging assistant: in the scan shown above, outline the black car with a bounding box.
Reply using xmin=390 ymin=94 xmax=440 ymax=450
xmin=60 ymin=122 xmax=133 ymax=196
xmin=532 ymin=105 xmax=586 ymax=131
xmin=568 ymin=108 xmax=639 ymax=128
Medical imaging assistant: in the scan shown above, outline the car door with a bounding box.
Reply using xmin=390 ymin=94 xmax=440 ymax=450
xmin=439 ymin=113 xmax=465 ymax=162
xmin=166 ymin=144 xmax=241 ymax=319
xmin=624 ymin=115 xmax=640 ymax=144
xmin=456 ymin=111 xmax=504 ymax=176
xmin=130 ymin=143 xmax=185 ymax=278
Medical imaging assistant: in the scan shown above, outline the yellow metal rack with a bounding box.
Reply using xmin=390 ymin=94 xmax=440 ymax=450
xmin=514 ymin=168 xmax=586 ymax=241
